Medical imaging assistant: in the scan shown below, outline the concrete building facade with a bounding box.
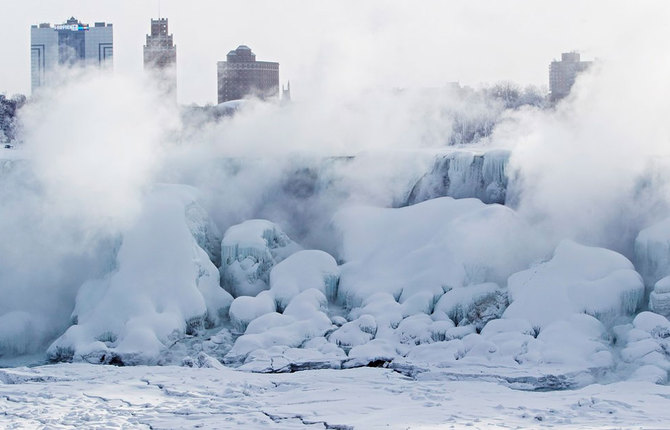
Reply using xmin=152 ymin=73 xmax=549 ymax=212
xmin=143 ymin=18 xmax=176 ymax=97
xmin=217 ymin=45 xmax=279 ymax=103
xmin=549 ymin=52 xmax=591 ymax=102
xmin=31 ymin=17 xmax=113 ymax=91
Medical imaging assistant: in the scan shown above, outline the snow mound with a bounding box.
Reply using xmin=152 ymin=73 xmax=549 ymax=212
xmin=47 ymin=185 xmax=233 ymax=365
xmin=505 ymin=240 xmax=644 ymax=328
xmin=228 ymin=291 xmax=276 ymax=333
xmin=269 ymin=250 xmax=339 ymax=311
xmin=348 ymin=293 xmax=404 ymax=333
xmin=220 ymin=219 xmax=302 ymax=297
xmin=329 ymin=315 xmax=377 ymax=350
xmin=635 ymin=218 xmax=670 ymax=288
xmin=334 ymin=197 xmax=541 ymax=309
xmin=618 ymin=312 xmax=670 ymax=383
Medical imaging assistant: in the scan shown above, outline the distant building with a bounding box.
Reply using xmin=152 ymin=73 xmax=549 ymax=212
xmin=31 ymin=17 xmax=113 ymax=91
xmin=281 ymin=81 xmax=291 ymax=103
xmin=217 ymin=45 xmax=279 ymax=103
xmin=549 ymin=52 xmax=591 ymax=102
xmin=143 ymin=18 xmax=177 ymax=98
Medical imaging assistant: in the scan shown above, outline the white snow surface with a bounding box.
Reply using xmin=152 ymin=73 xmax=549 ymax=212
xmin=334 ymin=196 xmax=543 ymax=308
xmin=2 ymin=363 xmax=670 ymax=429
xmin=47 ymin=185 xmax=233 ymax=365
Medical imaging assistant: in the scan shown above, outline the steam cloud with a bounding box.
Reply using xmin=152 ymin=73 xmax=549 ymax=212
xmin=1 ymin=25 xmax=670 ymax=357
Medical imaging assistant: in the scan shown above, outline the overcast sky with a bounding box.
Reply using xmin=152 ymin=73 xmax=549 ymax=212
xmin=1 ymin=0 xmax=668 ymax=104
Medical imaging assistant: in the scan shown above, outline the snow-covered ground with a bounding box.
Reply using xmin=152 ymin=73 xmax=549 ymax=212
xmin=1 ymin=363 xmax=670 ymax=429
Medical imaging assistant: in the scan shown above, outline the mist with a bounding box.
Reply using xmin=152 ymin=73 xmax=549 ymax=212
xmin=2 ymin=4 xmax=670 ymax=358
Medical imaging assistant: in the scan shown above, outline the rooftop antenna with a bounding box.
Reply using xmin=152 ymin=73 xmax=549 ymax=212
xmin=158 ymin=0 xmax=161 ymax=19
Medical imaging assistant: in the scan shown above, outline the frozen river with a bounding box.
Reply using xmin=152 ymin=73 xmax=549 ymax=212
xmin=1 ymin=364 xmax=669 ymax=429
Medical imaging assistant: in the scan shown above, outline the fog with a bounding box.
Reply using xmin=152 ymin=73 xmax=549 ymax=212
xmin=1 ymin=2 xmax=670 ymax=357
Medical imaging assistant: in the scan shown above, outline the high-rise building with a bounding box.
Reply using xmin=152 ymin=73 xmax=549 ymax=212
xmin=549 ymin=52 xmax=591 ymax=102
xmin=281 ymin=81 xmax=291 ymax=103
xmin=30 ymin=17 xmax=113 ymax=91
xmin=217 ymin=45 xmax=279 ymax=104
xmin=143 ymin=18 xmax=177 ymax=98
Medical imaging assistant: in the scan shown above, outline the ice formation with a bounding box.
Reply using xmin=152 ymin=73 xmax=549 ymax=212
xmin=505 ymin=240 xmax=644 ymax=328
xmin=5 ymin=148 xmax=670 ymax=390
xmin=650 ymin=276 xmax=670 ymax=318
xmin=635 ymin=217 xmax=670 ymax=289
xmin=220 ymin=219 xmax=302 ymax=297
xmin=47 ymin=185 xmax=233 ymax=365
xmin=406 ymin=149 xmax=510 ymax=205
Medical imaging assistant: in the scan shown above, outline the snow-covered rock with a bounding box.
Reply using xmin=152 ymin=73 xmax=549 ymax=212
xmin=220 ymin=219 xmax=301 ymax=297
xmin=329 ymin=315 xmax=377 ymax=350
xmin=344 ymin=338 xmax=400 ymax=368
xmin=505 ymin=240 xmax=644 ymax=328
xmin=225 ymin=289 xmax=333 ymax=365
xmin=269 ymin=250 xmax=339 ymax=311
xmin=47 ymin=185 xmax=233 ymax=365
xmin=433 ymin=283 xmax=507 ymax=330
xmin=348 ymin=293 xmax=404 ymax=332
xmin=228 ymin=291 xmax=276 ymax=333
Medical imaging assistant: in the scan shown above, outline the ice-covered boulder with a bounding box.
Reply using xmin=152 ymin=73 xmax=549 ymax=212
xmin=394 ymin=314 xmax=435 ymax=345
xmin=269 ymin=250 xmax=339 ymax=311
xmin=334 ymin=197 xmax=541 ymax=309
xmin=504 ymin=240 xmax=644 ymax=328
xmin=344 ymin=338 xmax=400 ymax=368
xmin=220 ymin=219 xmax=301 ymax=297
xmin=635 ymin=218 xmax=670 ymax=288
xmin=348 ymin=293 xmax=404 ymax=333
xmin=650 ymin=276 xmax=670 ymax=318
xmin=329 ymin=315 xmax=377 ymax=350
xmin=228 ymin=291 xmax=276 ymax=333
xmin=239 ymin=339 xmax=346 ymax=373
xmin=433 ymin=283 xmax=507 ymax=330
xmin=47 ymin=185 xmax=233 ymax=365
xmin=224 ymin=289 xmax=333 ymax=365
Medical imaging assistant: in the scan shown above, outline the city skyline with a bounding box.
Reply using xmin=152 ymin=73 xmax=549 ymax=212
xmin=1 ymin=1 xmax=668 ymax=104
